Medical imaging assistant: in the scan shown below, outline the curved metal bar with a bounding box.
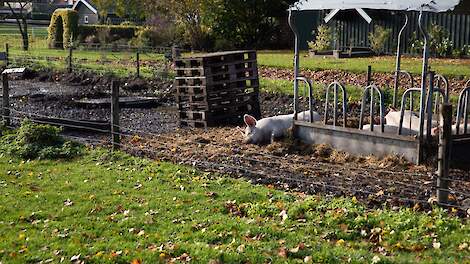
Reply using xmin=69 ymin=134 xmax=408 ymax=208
xmin=288 ymin=9 xmax=300 ymax=121
xmin=398 ymin=70 xmax=415 ymax=89
xmin=393 ymin=13 xmax=409 ymax=108
xmin=417 ymin=9 xmax=429 ymax=143
xmin=324 ymin=81 xmax=348 ymax=127
xmin=399 ymin=88 xmax=422 ymax=136
xmin=359 ymin=84 xmax=385 ymax=133
xmin=296 ymin=76 xmax=315 ymax=123
xmin=433 ymin=74 xmax=449 ymax=113
xmin=456 ymin=87 xmax=470 ymax=135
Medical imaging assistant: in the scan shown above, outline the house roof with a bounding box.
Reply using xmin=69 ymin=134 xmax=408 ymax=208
xmin=291 ymin=0 xmax=462 ymax=12
xmin=72 ymin=0 xmax=97 ymax=14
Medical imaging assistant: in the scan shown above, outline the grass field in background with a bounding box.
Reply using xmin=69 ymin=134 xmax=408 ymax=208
xmin=257 ymin=51 xmax=470 ymax=78
xmin=0 ymin=146 xmax=469 ymax=263
xmin=0 ymin=23 xmax=48 ymax=38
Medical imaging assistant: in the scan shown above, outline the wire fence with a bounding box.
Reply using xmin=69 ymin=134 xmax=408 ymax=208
xmin=1 ymin=98 xmax=469 ymax=216
xmin=1 ymin=43 xmax=470 ymax=216
xmin=1 ymin=41 xmax=177 ymax=80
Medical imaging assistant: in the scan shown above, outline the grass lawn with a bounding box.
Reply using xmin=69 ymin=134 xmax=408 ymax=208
xmin=0 ymin=146 xmax=470 ymax=263
xmin=0 ymin=24 xmax=48 ymax=38
xmin=257 ymin=51 xmax=470 ymax=78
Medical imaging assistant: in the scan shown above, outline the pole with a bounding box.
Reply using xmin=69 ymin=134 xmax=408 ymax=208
xmin=367 ymin=65 xmax=372 ymax=86
xmin=68 ymin=46 xmax=73 ymax=73
xmin=288 ymin=10 xmax=299 ymax=121
xmin=437 ymin=103 xmax=452 ymax=206
xmin=418 ymin=10 xmax=429 ymax=146
xmin=2 ymin=74 xmax=10 ymax=127
xmin=136 ymin=51 xmax=140 ymax=78
xmin=393 ymin=13 xmax=409 ymax=108
xmin=5 ymin=43 xmax=9 ymax=67
xmin=111 ymin=81 xmax=120 ymax=151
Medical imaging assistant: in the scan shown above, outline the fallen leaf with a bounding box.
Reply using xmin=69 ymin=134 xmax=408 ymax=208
xmin=131 ymin=259 xmax=142 ymax=264
xmin=372 ymin=255 xmax=381 ymax=264
xmin=70 ymin=254 xmax=80 ymax=261
xmin=278 ymin=247 xmax=288 ymax=258
xmin=237 ymin=244 xmax=245 ymax=253
xmin=64 ymin=199 xmax=73 ymax=207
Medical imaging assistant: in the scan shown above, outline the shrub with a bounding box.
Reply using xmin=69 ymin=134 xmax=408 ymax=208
xmin=78 ymin=25 xmax=141 ymax=44
xmin=308 ymin=24 xmax=334 ymax=52
xmin=47 ymin=8 xmax=79 ymax=49
xmin=429 ymin=23 xmax=453 ymax=57
xmin=1 ymin=120 xmax=83 ymax=160
xmin=368 ymin=25 xmax=391 ymax=55
xmin=410 ymin=24 xmax=454 ymax=57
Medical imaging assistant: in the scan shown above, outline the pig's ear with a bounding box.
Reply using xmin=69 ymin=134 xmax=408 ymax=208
xmin=244 ymin=114 xmax=257 ymax=127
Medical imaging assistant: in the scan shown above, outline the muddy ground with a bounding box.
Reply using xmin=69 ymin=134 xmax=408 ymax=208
xmin=260 ymin=67 xmax=470 ymax=94
xmin=4 ymin=71 xmax=470 ymax=215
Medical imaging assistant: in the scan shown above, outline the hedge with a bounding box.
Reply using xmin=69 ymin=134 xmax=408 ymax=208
xmin=47 ymin=8 xmax=78 ymax=49
xmin=77 ymin=25 xmax=143 ymax=42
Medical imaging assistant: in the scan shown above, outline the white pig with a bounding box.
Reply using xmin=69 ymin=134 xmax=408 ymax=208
xmin=243 ymin=111 xmax=321 ymax=144
xmin=385 ymin=110 xmax=439 ymax=135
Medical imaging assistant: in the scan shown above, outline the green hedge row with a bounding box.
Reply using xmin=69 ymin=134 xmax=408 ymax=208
xmin=47 ymin=8 xmax=79 ymax=49
xmin=77 ymin=25 xmax=143 ymax=42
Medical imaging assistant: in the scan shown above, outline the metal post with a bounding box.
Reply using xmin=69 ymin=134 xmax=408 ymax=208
xmin=136 ymin=51 xmax=140 ymax=77
xmin=68 ymin=46 xmax=73 ymax=73
xmin=367 ymin=65 xmax=372 ymax=86
xmin=172 ymin=45 xmax=181 ymax=60
xmin=111 ymin=81 xmax=120 ymax=151
xmin=437 ymin=103 xmax=452 ymax=206
xmin=5 ymin=43 xmax=9 ymax=67
xmin=370 ymin=86 xmax=374 ymax=131
xmin=426 ymin=71 xmax=435 ymax=140
xmin=393 ymin=13 xmax=408 ymax=108
xmin=418 ymin=10 xmax=429 ymax=146
xmin=289 ymin=10 xmax=300 ymax=120
xmin=2 ymin=74 xmax=10 ymax=127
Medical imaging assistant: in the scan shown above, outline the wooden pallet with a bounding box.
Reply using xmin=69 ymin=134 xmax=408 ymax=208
xmin=175 ymin=60 xmax=258 ymax=77
xmin=175 ymin=50 xmax=256 ymax=68
xmin=175 ymin=50 xmax=260 ymax=127
xmin=177 ymin=92 xmax=258 ymax=110
xmin=175 ymin=79 xmax=259 ymax=95
xmin=174 ymin=69 xmax=258 ymax=87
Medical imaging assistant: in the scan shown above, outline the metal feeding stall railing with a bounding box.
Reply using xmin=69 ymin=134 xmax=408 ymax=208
xmin=288 ymin=0 xmax=468 ymax=165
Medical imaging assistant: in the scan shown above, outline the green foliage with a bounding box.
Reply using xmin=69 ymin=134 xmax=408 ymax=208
xmin=368 ymin=25 xmax=391 ymax=55
xmin=308 ymin=24 xmax=334 ymax=52
xmin=429 ymin=24 xmax=453 ymax=57
xmin=410 ymin=24 xmax=454 ymax=58
xmin=78 ymin=25 xmax=141 ymax=45
xmin=47 ymin=8 xmax=79 ymax=49
xmin=0 ymin=120 xmax=82 ymax=160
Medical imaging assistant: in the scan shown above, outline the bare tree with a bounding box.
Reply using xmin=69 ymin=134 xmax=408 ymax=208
xmin=3 ymin=0 xmax=33 ymax=50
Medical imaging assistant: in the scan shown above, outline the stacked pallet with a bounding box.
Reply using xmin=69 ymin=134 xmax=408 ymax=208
xmin=175 ymin=50 xmax=261 ymax=128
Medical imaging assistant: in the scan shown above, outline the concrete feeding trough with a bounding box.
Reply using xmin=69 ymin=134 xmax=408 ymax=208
xmin=74 ymin=96 xmax=160 ymax=109
xmin=289 ymin=0 xmax=468 ymax=164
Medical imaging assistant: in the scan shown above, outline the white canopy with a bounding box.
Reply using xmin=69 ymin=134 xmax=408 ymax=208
xmin=291 ymin=0 xmax=461 ymax=12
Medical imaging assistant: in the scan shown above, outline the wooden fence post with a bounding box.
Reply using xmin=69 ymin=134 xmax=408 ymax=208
xmin=5 ymin=43 xmax=9 ymax=67
xmin=2 ymin=73 xmax=10 ymax=127
xmin=437 ymin=103 xmax=452 ymax=206
xmin=68 ymin=46 xmax=73 ymax=73
xmin=136 ymin=51 xmax=140 ymax=77
xmin=111 ymin=81 xmax=120 ymax=151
